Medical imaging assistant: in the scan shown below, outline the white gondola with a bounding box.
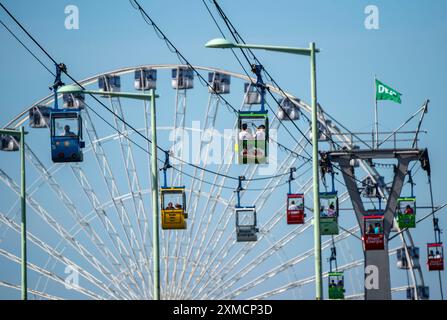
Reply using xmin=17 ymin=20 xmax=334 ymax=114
xmin=134 ymin=68 xmax=157 ymax=90
xmin=243 ymin=83 xmax=261 ymax=105
xmin=235 ymin=207 xmax=258 ymax=242
xmin=309 ymin=121 xmax=330 ymax=141
xmin=171 ymin=67 xmax=194 ymax=89
xmin=277 ymin=97 xmax=300 ymax=121
xmin=396 ymin=246 xmax=420 ymax=269
xmin=406 ymin=286 xmax=429 ymax=300
xmin=361 ymin=175 xmax=385 ymax=198
xmin=0 ymin=134 xmax=20 ymax=152
xmin=98 ymin=74 xmax=121 ymax=96
xmin=63 ymin=92 xmax=85 ymax=109
xmin=208 ymin=72 xmax=231 ymax=94
xmin=29 ymin=105 xmax=51 ymax=128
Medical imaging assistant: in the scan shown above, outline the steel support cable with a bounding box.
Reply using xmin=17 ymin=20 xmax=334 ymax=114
xmin=0 ymin=5 xmax=294 ymax=188
xmin=0 ymin=280 xmax=63 ymax=300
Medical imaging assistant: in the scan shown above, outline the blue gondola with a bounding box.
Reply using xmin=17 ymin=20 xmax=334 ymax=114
xmin=50 ymin=110 xmax=85 ymax=163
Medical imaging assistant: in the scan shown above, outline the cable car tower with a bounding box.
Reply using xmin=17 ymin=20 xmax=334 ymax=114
xmin=326 ymin=107 xmax=431 ymax=299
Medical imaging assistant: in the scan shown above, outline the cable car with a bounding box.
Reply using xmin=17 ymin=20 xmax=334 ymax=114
xmin=286 ymin=193 xmax=305 ymax=224
xmin=98 ymin=74 xmax=121 ymax=97
xmin=160 ymin=186 xmax=187 ymax=230
xmin=396 ymin=246 xmax=420 ymax=269
xmin=407 ymin=286 xmax=429 ymax=300
xmin=396 ymin=197 xmax=416 ymax=229
xmin=208 ymin=72 xmax=231 ymax=94
xmin=0 ymin=133 xmax=20 ymax=152
xmin=63 ymin=92 xmax=85 ymax=109
xmin=363 ymin=213 xmax=385 ymax=250
xmin=309 ymin=121 xmax=330 ymax=142
xmin=320 ymin=192 xmax=339 ymax=235
xmin=50 ymin=110 xmax=85 ymax=163
xmin=236 ymin=206 xmax=258 ymax=242
xmin=243 ymin=83 xmax=261 ymax=105
xmin=328 ymin=272 xmax=345 ymax=299
xmin=427 ymin=243 xmax=444 ymax=271
xmin=277 ymin=97 xmax=300 ymax=121
xmin=29 ymin=105 xmax=51 ymax=128
xmin=171 ymin=67 xmax=194 ymax=90
xmin=134 ymin=68 xmax=157 ymax=91
xmin=236 ymin=111 xmax=268 ymax=164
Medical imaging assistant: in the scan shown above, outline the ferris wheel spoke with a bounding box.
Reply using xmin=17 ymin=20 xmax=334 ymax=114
xmin=0 ymin=280 xmax=64 ymax=300
xmin=0 ymin=248 xmax=105 ymax=300
xmin=220 ymin=225 xmax=359 ymax=299
xmin=0 ymin=211 xmax=122 ymax=299
xmin=82 ymin=108 xmax=148 ymax=296
xmin=107 ymin=95 xmax=153 ymax=291
xmin=247 ymin=259 xmax=364 ymax=300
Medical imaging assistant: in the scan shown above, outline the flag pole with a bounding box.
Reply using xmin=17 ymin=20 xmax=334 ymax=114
xmin=374 ymin=75 xmax=379 ymax=149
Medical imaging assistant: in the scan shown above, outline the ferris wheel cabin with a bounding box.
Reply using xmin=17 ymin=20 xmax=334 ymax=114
xmin=160 ymin=186 xmax=187 ymax=230
xmin=363 ymin=213 xmax=385 ymax=250
xmin=396 ymin=246 xmax=420 ymax=269
xmin=427 ymin=243 xmax=444 ymax=271
xmin=98 ymin=74 xmax=121 ymax=96
xmin=171 ymin=67 xmax=194 ymax=90
xmin=243 ymin=82 xmax=261 ymax=105
xmin=277 ymin=97 xmax=300 ymax=121
xmin=134 ymin=68 xmax=157 ymax=91
xmin=319 ymin=191 xmax=339 ymax=235
xmin=63 ymin=92 xmax=85 ymax=109
xmin=235 ymin=206 xmax=258 ymax=242
xmin=50 ymin=110 xmax=85 ymax=163
xmin=29 ymin=105 xmax=51 ymax=128
xmin=286 ymin=193 xmax=305 ymax=224
xmin=208 ymin=72 xmax=231 ymax=94
xmin=237 ymin=111 xmax=269 ymax=165
xmin=0 ymin=133 xmax=20 ymax=152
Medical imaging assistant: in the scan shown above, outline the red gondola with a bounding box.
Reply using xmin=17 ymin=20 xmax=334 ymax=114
xmin=363 ymin=214 xmax=385 ymax=250
xmin=427 ymin=243 xmax=444 ymax=271
xmin=286 ymin=193 xmax=305 ymax=224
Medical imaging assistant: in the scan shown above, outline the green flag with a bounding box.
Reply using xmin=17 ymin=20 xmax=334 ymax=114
xmin=375 ymin=79 xmax=402 ymax=104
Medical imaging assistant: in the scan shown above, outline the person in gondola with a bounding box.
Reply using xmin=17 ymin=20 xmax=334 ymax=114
xmin=63 ymin=125 xmax=76 ymax=137
xmin=368 ymin=224 xmax=374 ymax=235
xmin=288 ymin=201 xmax=298 ymax=211
xmin=327 ymin=203 xmax=336 ymax=217
xmin=337 ymin=279 xmax=344 ymax=288
xmin=435 ymin=250 xmax=442 ymax=259
xmin=329 ymin=279 xmax=336 ymax=288
xmin=428 ymin=250 xmax=434 ymax=259
xmin=255 ymin=125 xmax=266 ymax=141
xmin=374 ymin=223 xmax=381 ymax=235
xmin=166 ymin=202 xmax=174 ymax=210
xmin=404 ymin=204 xmax=414 ymax=215
xmin=239 ymin=123 xmax=253 ymax=141
xmin=320 ymin=205 xmax=327 ymax=217
xmin=175 ymin=203 xmax=182 ymax=210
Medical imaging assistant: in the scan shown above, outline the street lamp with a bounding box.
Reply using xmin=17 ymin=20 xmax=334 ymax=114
xmin=0 ymin=127 xmax=28 ymax=300
xmin=206 ymin=38 xmax=323 ymax=300
xmin=59 ymin=84 xmax=161 ymax=300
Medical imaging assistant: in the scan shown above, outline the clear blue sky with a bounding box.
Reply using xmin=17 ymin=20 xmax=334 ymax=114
xmin=0 ymin=0 xmax=446 ymax=300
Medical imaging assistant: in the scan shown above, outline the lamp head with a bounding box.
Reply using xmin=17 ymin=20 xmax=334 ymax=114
xmin=205 ymin=38 xmax=235 ymax=49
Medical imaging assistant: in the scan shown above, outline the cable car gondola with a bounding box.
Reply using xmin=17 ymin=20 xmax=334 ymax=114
xmin=235 ymin=176 xmax=258 ymax=242
xmin=160 ymin=186 xmax=187 ymax=230
xmin=208 ymin=72 xmax=231 ymax=94
xmin=160 ymin=152 xmax=187 ymax=230
xmin=427 ymin=243 xmax=444 ymax=271
xmin=396 ymin=197 xmax=416 ymax=229
xmin=237 ymin=111 xmax=268 ymax=165
xmin=363 ymin=212 xmax=385 ymax=250
xmin=287 ymin=193 xmax=305 ymax=224
xmin=29 ymin=105 xmax=51 ymax=128
xmin=407 ymin=286 xmax=429 ymax=300
xmin=328 ymin=272 xmax=345 ymax=300
xmin=134 ymin=68 xmax=157 ymax=91
xmin=320 ymin=191 xmax=339 ymax=235
xmin=50 ymin=110 xmax=85 ymax=163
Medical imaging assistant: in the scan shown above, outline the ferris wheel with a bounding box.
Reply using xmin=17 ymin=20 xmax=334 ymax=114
xmin=0 ymin=63 xmax=436 ymax=300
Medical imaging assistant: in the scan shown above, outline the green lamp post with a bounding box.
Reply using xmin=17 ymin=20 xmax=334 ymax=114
xmin=205 ymin=38 xmax=323 ymax=300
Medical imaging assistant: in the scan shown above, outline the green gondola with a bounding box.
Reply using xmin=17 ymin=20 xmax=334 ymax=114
xmin=396 ymin=197 xmax=416 ymax=229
